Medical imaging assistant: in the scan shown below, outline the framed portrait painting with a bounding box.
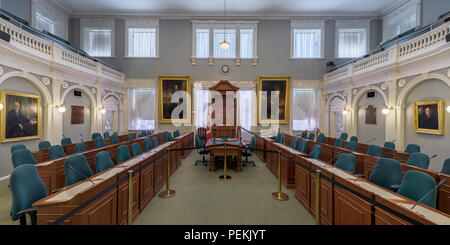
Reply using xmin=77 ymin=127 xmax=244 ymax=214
xmin=413 ymin=99 xmax=444 ymax=135
xmin=1 ymin=91 xmax=41 ymax=142
xmin=158 ymin=75 xmax=191 ymax=123
xmin=257 ymin=76 xmax=290 ymax=124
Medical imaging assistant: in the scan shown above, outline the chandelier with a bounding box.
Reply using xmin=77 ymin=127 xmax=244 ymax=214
xmin=220 ymin=0 xmax=230 ymax=50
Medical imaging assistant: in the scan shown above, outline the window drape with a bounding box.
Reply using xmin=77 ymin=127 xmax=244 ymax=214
xmin=240 ymin=29 xmax=253 ymax=59
xmin=338 ymin=28 xmax=366 ymax=58
xmin=195 ymin=88 xmax=210 ymax=129
xmin=213 ymin=29 xmax=236 ymax=58
xmin=128 ymin=88 xmax=156 ymax=130
xmin=238 ymin=89 xmax=256 ymax=131
xmin=196 ymin=29 xmax=210 ymax=58
xmin=293 ymin=29 xmax=321 ymax=58
xmin=292 ymin=89 xmax=319 ymax=131
xmin=36 ymin=13 xmax=54 ymax=34
xmin=86 ymin=29 xmax=112 ymax=57
xmin=128 ymin=28 xmax=156 ymax=57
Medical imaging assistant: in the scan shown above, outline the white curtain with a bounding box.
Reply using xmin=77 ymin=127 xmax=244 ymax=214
xmin=398 ymin=15 xmax=416 ymax=34
xmin=128 ymin=88 xmax=156 ymax=130
xmin=86 ymin=29 xmax=112 ymax=57
xmin=293 ymin=29 xmax=321 ymax=58
xmin=35 ymin=13 xmax=54 ymax=34
xmin=238 ymin=89 xmax=256 ymax=131
xmin=338 ymin=28 xmax=366 ymax=58
xmin=240 ymin=29 xmax=254 ymax=58
xmin=196 ymin=29 xmax=209 ymax=58
xmin=213 ymin=29 xmax=236 ymax=58
xmin=292 ymin=89 xmax=319 ymax=131
xmin=128 ymin=28 xmax=156 ymax=57
xmin=195 ymin=88 xmax=209 ymax=129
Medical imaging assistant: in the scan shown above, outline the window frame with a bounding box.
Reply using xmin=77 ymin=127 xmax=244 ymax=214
xmin=81 ymin=18 xmax=115 ymax=58
xmin=335 ymin=19 xmax=370 ymax=59
xmin=290 ymin=20 xmax=325 ymax=59
xmin=124 ymin=18 xmax=160 ymax=58
xmin=35 ymin=12 xmax=55 ymax=34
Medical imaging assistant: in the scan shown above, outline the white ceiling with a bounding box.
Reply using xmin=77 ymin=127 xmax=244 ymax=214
xmin=51 ymin=0 xmax=403 ymax=17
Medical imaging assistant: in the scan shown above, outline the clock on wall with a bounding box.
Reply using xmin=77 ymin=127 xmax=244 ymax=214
xmin=220 ymin=64 xmax=230 ymax=75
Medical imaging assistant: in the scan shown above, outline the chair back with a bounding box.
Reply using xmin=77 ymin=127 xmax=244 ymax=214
xmin=317 ymin=133 xmax=324 ymax=143
xmin=144 ymin=137 xmax=153 ymax=151
xmin=153 ymin=137 xmax=159 ymax=147
xmin=103 ymin=132 xmax=110 ymax=139
xmin=404 ymin=144 xmax=420 ymax=153
xmin=91 ymin=133 xmax=101 ymax=141
xmin=61 ymin=137 xmax=72 ymax=146
xmin=367 ymin=145 xmax=382 ymax=157
xmin=249 ymin=136 xmax=256 ymax=150
xmin=308 ymin=133 xmax=315 ymax=141
xmin=95 ymin=137 xmax=106 ymax=148
xmin=127 ymin=134 xmax=134 ymax=141
xmin=369 ymin=158 xmax=402 ymax=191
xmin=95 ymin=151 xmax=114 ymax=174
xmin=38 ymin=141 xmax=51 ymax=150
xmin=346 ymin=141 xmax=357 ymax=152
xmin=334 ymin=153 xmax=356 ymax=173
xmin=275 ymin=133 xmax=282 ymax=143
xmin=75 ymin=142 xmax=87 ymax=153
xmin=334 ymin=138 xmax=344 ymax=148
xmin=397 ymin=170 xmax=437 ymax=209
xmin=441 ymin=158 xmax=450 ymax=175
xmin=383 ymin=141 xmax=395 ymax=150
xmin=308 ymin=144 xmax=322 ymax=159
xmin=131 ymin=142 xmax=143 ymax=157
xmin=11 ymin=144 xmax=26 ymax=154
xmin=301 ymin=131 xmax=308 ymax=138
xmin=117 ymin=145 xmax=131 ymax=163
xmin=406 ymin=152 xmax=430 ymax=169
xmin=340 ymin=133 xmax=348 ymax=141
xmin=110 ymin=134 xmax=119 ymax=144
xmin=290 ymin=137 xmax=298 ymax=149
xmin=350 ymin=136 xmax=358 ymax=143
xmin=297 ymin=139 xmax=308 ymax=153
xmin=195 ymin=134 xmax=202 ymax=147
xmin=112 ymin=132 xmax=118 ymax=137
xmin=64 ymin=155 xmax=93 ymax=186
xmin=10 ymin=165 xmax=47 ymax=221
xmin=11 ymin=149 xmax=37 ymax=168
xmin=49 ymin=145 xmax=66 ymax=160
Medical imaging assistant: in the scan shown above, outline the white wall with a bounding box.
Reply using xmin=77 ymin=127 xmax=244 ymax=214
xmin=62 ymin=90 xmax=92 ymax=144
xmin=357 ymin=90 xmax=386 ymax=146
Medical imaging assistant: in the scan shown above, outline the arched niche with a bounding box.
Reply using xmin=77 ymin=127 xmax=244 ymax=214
xmin=355 ymin=89 xmax=387 ymax=146
xmin=327 ymin=96 xmax=346 ymax=138
xmin=103 ymin=95 xmax=120 ymax=133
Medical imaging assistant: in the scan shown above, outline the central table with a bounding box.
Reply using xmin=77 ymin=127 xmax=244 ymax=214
xmin=205 ymin=138 xmax=246 ymax=172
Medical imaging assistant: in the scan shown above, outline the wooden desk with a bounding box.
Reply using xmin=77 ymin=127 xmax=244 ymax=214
xmin=206 ymin=138 xmax=245 ymax=172
xmin=212 ymin=126 xmax=237 ymax=138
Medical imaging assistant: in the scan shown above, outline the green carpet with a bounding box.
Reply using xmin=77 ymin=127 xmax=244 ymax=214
xmin=0 ymin=181 xmax=18 ymax=225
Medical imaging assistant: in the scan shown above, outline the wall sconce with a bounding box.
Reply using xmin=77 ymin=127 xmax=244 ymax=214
xmin=0 ymin=102 xmax=3 ymax=111
xmin=98 ymin=106 xmax=106 ymax=114
xmin=55 ymin=105 xmax=66 ymax=113
xmin=382 ymin=106 xmax=393 ymax=115
xmin=342 ymin=107 xmax=351 ymax=115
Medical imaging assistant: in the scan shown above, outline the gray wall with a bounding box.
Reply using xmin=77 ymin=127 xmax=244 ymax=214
xmin=1 ymin=0 xmax=31 ymax=23
xmin=62 ymin=90 xmax=91 ymax=144
xmin=0 ymin=76 xmax=44 ymax=178
xmin=421 ymin=0 xmax=450 ymax=26
xmin=357 ymin=90 xmax=386 ymax=146
xmin=68 ymin=18 xmax=81 ymax=49
xmin=404 ymin=78 xmax=450 ymax=172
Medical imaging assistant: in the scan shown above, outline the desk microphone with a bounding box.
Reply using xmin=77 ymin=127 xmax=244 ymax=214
xmin=366 ymin=138 xmax=376 ymax=144
xmin=411 ymin=179 xmax=447 ymax=209
xmin=392 ymin=140 xmax=396 ymax=143
xmin=67 ymin=165 xmax=95 ymax=185
xmin=327 ymin=151 xmax=341 ymax=165
xmin=62 ymin=134 xmax=66 ymax=138
xmin=80 ymin=134 xmax=85 ymax=142
xmin=430 ymin=154 xmax=437 ymax=159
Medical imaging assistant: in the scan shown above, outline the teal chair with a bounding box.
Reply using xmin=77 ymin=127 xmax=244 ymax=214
xmin=49 ymin=145 xmax=66 ymax=160
xmin=369 ymin=158 xmax=402 ymax=191
xmin=61 ymin=137 xmax=72 ymax=146
xmin=173 ymin=130 xmax=180 ymax=138
xmin=384 ymin=142 xmax=395 ymax=150
xmin=308 ymin=133 xmax=315 ymax=141
xmin=11 ymin=144 xmax=26 ymax=154
xmin=91 ymin=133 xmax=102 ymax=140
xmin=112 ymin=132 xmax=118 ymax=137
xmin=144 ymin=137 xmax=153 ymax=151
xmin=95 ymin=151 xmax=114 ymax=174
xmin=405 ymin=152 xmax=430 ymax=169
xmin=10 ymin=164 xmax=47 ymax=225
xmin=441 ymin=158 xmax=450 ymax=175
xmin=290 ymin=137 xmax=299 ymax=149
xmin=297 ymin=139 xmax=308 ymax=153
xmin=367 ymin=145 xmax=382 ymax=157
xmin=131 ymin=142 xmax=143 ymax=157
xmin=38 ymin=141 xmax=51 ymax=150
xmin=308 ymin=144 xmax=322 ymax=159
xmin=301 ymin=131 xmax=308 ymax=139
xmin=64 ymin=155 xmax=93 ymax=186
xmin=75 ymin=142 xmax=87 ymax=153
xmin=334 ymin=138 xmax=344 ymax=148
xmin=95 ymin=137 xmax=106 ymax=148
xmin=242 ymin=136 xmax=256 ymax=166
xmin=404 ymin=144 xmax=420 ymax=153
xmin=103 ymin=132 xmax=110 ymax=139
xmin=271 ymin=131 xmax=277 ymax=140
xmin=110 ymin=134 xmax=119 ymax=144
xmin=317 ymin=133 xmax=324 ymax=143
xmin=275 ymin=133 xmax=282 ymax=142
xmin=397 ymin=170 xmax=437 ymax=209
xmin=195 ymin=134 xmax=210 ymax=166
xmin=11 ymin=149 xmax=37 ymax=168
xmin=334 ymin=153 xmax=356 ymax=173
xmin=278 ymin=134 xmax=285 ymax=144
xmin=346 ymin=141 xmax=357 ymax=152
xmin=152 ymin=137 xmax=159 ymax=147
xmin=340 ymin=133 xmax=348 ymax=141
xmin=127 ymin=134 xmax=134 ymax=141
xmin=350 ymin=136 xmax=358 ymax=143
xmin=138 ymin=131 xmax=146 ymax=138
xmin=117 ymin=145 xmax=131 ymax=164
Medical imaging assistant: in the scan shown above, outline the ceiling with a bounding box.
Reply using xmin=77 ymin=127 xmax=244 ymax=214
xmin=51 ymin=0 xmax=403 ymax=17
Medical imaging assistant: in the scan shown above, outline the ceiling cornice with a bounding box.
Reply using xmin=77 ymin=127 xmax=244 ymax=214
xmin=379 ymin=0 xmax=418 ymax=16
xmin=45 ymin=0 xmax=73 ymax=16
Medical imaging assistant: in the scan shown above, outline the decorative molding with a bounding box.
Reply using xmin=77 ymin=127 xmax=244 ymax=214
xmin=61 ymin=81 xmax=69 ymax=89
xmin=381 ymin=82 xmax=388 ymax=90
xmin=126 ymin=78 xmax=157 ymax=88
xmin=397 ymin=79 xmax=406 ymax=88
xmin=42 ymin=77 xmax=51 ymax=86
xmin=352 ymin=88 xmax=358 ymax=95
xmin=194 ymin=80 xmax=256 ymax=89
xmin=91 ymin=87 xmax=97 ymax=94
xmin=447 ymin=69 xmax=450 ymax=77
xmin=0 ymin=66 xmax=3 ymax=76
xmin=208 ymin=58 xmax=214 ymax=66
xmin=235 ymin=58 xmax=240 ymax=66
xmin=290 ymin=19 xmax=325 ymax=29
xmin=191 ymin=57 xmax=197 ymax=66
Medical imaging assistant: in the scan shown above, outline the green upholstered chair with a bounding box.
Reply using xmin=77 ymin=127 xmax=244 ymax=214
xmin=334 ymin=153 xmax=356 ymax=174
xmin=38 ymin=141 xmax=51 ymax=150
xmin=10 ymin=164 xmax=47 ymax=225
xmin=144 ymin=137 xmax=153 ymax=152
xmin=350 ymin=136 xmax=358 ymax=143
xmin=195 ymin=134 xmax=210 ymax=166
xmin=340 ymin=133 xmax=348 ymax=141
xmin=138 ymin=131 xmax=146 ymax=138
xmin=152 ymin=137 xmax=159 ymax=147
xmin=173 ymin=130 xmax=180 ymax=138
xmin=334 ymin=138 xmax=345 ymax=148
xmin=441 ymin=158 xmax=450 ymax=175
xmin=308 ymin=133 xmax=315 ymax=141
xmin=290 ymin=137 xmax=299 ymax=149
xmin=346 ymin=141 xmax=357 ymax=152
xmin=91 ymin=133 xmax=101 ymax=141
xmin=369 ymin=158 xmax=402 ymax=192
xmin=11 ymin=149 xmax=37 ymax=168
xmin=317 ymin=133 xmax=325 ymax=143
xmin=271 ymin=131 xmax=277 ymax=140
xmin=301 ymin=131 xmax=308 ymax=139
xmin=95 ymin=151 xmax=114 ymax=174
xmin=117 ymin=145 xmax=131 ymax=164
xmin=64 ymin=155 xmax=93 ymax=186
xmin=406 ymin=152 xmax=430 ymax=169
xmin=127 ymin=134 xmax=135 ymax=141
xmin=278 ymin=134 xmax=285 ymax=144
xmin=242 ymin=136 xmax=256 ymax=167
xmin=11 ymin=144 xmax=26 ymax=154
xmin=308 ymin=144 xmax=322 ymax=159
xmin=383 ymin=141 xmax=395 ymax=150
xmin=297 ymin=139 xmax=308 ymax=153
xmin=110 ymin=134 xmax=119 ymax=144
xmin=95 ymin=137 xmax=106 ymax=148
xmin=404 ymin=144 xmax=420 ymax=153
xmin=49 ymin=145 xmax=66 ymax=160
xmin=397 ymin=170 xmax=437 ymax=209
xmin=112 ymin=132 xmax=118 ymax=137
xmin=75 ymin=142 xmax=87 ymax=153
xmin=61 ymin=137 xmax=72 ymax=146
xmin=367 ymin=145 xmax=382 ymax=157
xmin=131 ymin=142 xmax=143 ymax=157
xmin=103 ymin=132 xmax=110 ymax=139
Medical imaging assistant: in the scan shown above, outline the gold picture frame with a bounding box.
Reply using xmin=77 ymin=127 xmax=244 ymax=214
xmin=158 ymin=75 xmax=191 ymax=124
xmin=413 ymin=99 xmax=444 ymax=135
xmin=257 ymin=76 xmax=290 ymax=124
xmin=1 ymin=91 xmax=41 ymax=143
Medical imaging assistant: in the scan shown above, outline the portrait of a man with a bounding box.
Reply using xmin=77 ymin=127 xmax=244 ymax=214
xmin=158 ymin=75 xmax=191 ymax=123
xmin=258 ymin=76 xmax=290 ymax=124
xmin=414 ymin=100 xmax=443 ymax=135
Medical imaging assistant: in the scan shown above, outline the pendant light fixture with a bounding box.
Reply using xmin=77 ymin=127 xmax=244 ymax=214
xmin=220 ymin=0 xmax=230 ymax=50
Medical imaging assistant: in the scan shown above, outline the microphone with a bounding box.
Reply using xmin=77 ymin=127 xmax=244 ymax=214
xmin=366 ymin=138 xmax=376 ymax=144
xmin=392 ymin=140 xmax=396 ymax=143
xmin=353 ymin=163 xmax=381 ymax=182
xmin=80 ymin=134 xmax=85 ymax=142
xmin=327 ymin=151 xmax=341 ymax=164
xmin=411 ymin=179 xmax=447 ymax=209
xmin=62 ymin=134 xmax=66 ymax=138
xmin=430 ymin=154 xmax=437 ymax=159
xmin=67 ymin=165 xmax=95 ymax=185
